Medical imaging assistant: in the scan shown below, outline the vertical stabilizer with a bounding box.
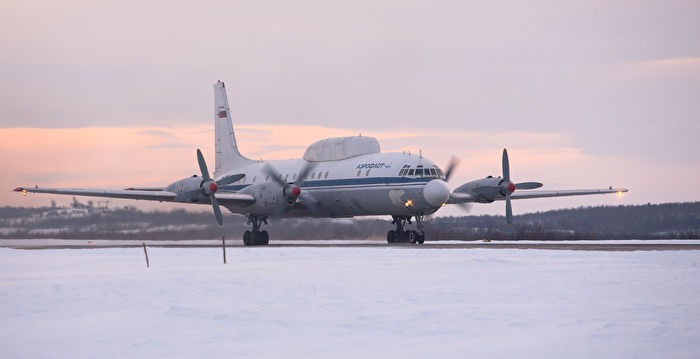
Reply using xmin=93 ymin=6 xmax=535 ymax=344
xmin=213 ymin=81 xmax=255 ymax=177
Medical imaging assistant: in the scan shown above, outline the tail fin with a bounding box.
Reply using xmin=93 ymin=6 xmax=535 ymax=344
xmin=213 ymin=81 xmax=255 ymax=177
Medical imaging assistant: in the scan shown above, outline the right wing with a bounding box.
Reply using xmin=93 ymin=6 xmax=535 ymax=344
xmin=509 ymin=188 xmax=628 ymax=200
xmin=448 ymin=187 xmax=628 ymax=204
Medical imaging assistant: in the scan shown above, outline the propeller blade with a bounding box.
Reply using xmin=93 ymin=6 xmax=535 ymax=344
xmin=298 ymin=191 xmax=322 ymax=215
xmin=505 ymin=195 xmax=512 ymax=226
xmin=444 ymin=156 xmax=460 ymax=182
xmin=197 ymin=149 xmax=211 ymax=182
xmin=502 ymin=148 xmax=510 ymax=182
xmin=295 ymin=162 xmax=316 ymax=186
xmin=515 ymin=182 xmax=543 ymax=190
xmin=262 ymin=164 xmax=287 ymax=187
xmin=457 ymin=202 xmax=474 ymax=213
xmin=217 ymin=173 xmax=246 ymax=186
xmin=211 ymin=194 xmax=223 ymax=225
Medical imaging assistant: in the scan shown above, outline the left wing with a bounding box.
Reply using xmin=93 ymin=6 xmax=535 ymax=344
xmin=14 ymin=186 xmax=178 ymax=202
xmin=13 ymin=186 xmax=257 ymax=205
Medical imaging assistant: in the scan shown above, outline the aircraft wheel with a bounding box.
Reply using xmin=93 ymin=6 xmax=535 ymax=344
xmin=408 ymin=230 xmax=418 ymax=244
xmin=398 ymin=230 xmax=409 ymax=243
xmin=387 ymin=230 xmax=395 ymax=243
xmin=417 ymin=233 xmax=425 ymax=245
xmin=261 ymin=230 xmax=269 ymax=245
xmin=243 ymin=231 xmax=251 ymax=246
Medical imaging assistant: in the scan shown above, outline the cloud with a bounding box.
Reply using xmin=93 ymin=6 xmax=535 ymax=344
xmin=148 ymin=142 xmax=191 ymax=149
xmin=137 ymin=129 xmax=178 ymax=139
xmin=639 ymin=57 xmax=700 ymax=69
xmin=625 ymin=57 xmax=700 ymax=78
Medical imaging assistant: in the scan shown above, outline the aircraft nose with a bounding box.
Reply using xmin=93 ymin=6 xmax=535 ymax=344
xmin=423 ymin=179 xmax=450 ymax=207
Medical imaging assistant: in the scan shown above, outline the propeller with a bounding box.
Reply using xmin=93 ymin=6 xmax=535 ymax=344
xmin=263 ymin=161 xmax=321 ymax=215
xmin=197 ymin=149 xmax=224 ymax=225
xmin=500 ymin=148 xmax=543 ymax=226
xmin=443 ymin=156 xmax=460 ymax=182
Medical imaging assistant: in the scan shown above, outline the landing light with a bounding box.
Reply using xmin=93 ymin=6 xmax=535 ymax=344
xmin=404 ymin=200 xmax=413 ymax=207
xmin=441 ymin=203 xmax=447 ymax=207
xmin=22 ymin=190 xmax=27 ymax=196
xmin=617 ymin=191 xmax=623 ymax=198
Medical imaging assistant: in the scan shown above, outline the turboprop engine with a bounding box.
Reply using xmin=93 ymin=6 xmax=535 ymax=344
xmin=251 ymin=162 xmax=321 ymax=216
xmin=164 ymin=149 xmax=244 ymax=225
xmin=452 ymin=149 xmax=543 ymax=225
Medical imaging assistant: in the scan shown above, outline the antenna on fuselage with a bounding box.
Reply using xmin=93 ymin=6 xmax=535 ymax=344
xmin=419 ymin=149 xmax=422 ymax=158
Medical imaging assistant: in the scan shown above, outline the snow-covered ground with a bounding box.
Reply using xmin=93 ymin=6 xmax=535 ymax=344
xmin=1 ymin=247 xmax=699 ymax=359
xmin=2 ymin=238 xmax=700 ymax=248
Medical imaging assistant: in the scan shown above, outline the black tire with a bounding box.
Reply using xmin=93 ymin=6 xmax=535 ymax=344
xmin=243 ymin=231 xmax=251 ymax=246
xmin=408 ymin=230 xmax=418 ymax=244
xmin=387 ymin=230 xmax=395 ymax=243
xmin=417 ymin=233 xmax=425 ymax=244
xmin=261 ymin=230 xmax=269 ymax=245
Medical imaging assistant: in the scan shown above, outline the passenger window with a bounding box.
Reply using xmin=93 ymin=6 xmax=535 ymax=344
xmin=253 ymin=176 xmax=257 ymax=182
xmin=357 ymin=170 xmax=361 ymax=177
xmin=311 ymin=172 xmax=315 ymax=179
xmin=284 ymin=174 xmax=288 ymax=181
xmin=325 ymin=172 xmax=329 ymax=178
xmin=408 ymin=169 xmax=415 ymax=175
xmin=366 ymin=169 xmax=370 ymax=176
xmin=293 ymin=173 xmax=297 ymax=181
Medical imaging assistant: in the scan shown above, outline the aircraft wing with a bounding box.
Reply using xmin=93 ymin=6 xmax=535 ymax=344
xmin=447 ymin=192 xmax=476 ymax=204
xmin=14 ymin=186 xmax=257 ymax=206
xmin=14 ymin=186 xmax=178 ymax=202
xmin=447 ymin=187 xmax=628 ymax=204
xmin=508 ymin=188 xmax=628 ymax=200
xmin=213 ymin=193 xmax=256 ymax=205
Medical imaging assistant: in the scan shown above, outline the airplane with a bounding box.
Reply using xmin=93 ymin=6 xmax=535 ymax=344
xmin=13 ymin=80 xmax=628 ymax=245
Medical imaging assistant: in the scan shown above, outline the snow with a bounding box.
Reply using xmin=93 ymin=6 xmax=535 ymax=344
xmin=1 ymin=246 xmax=699 ymax=358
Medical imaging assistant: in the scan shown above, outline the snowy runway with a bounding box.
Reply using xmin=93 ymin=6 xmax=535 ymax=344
xmin=1 ymin=247 xmax=699 ymax=358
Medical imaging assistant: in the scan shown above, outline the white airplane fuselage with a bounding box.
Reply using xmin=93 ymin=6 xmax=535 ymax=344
xmin=216 ymin=152 xmax=448 ymax=218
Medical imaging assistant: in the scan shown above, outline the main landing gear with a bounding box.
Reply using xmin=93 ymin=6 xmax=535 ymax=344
xmin=387 ymin=215 xmax=425 ymax=244
xmin=243 ymin=215 xmax=269 ymax=246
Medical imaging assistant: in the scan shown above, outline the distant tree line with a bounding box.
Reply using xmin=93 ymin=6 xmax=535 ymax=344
xmin=0 ymin=202 xmax=698 ymax=241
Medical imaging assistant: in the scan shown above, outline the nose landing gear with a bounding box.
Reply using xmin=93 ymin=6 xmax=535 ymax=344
xmin=243 ymin=215 xmax=269 ymax=246
xmin=387 ymin=215 xmax=425 ymax=244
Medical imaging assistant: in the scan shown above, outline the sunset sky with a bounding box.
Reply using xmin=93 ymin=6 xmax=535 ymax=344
xmin=1 ymin=0 xmax=698 ymax=217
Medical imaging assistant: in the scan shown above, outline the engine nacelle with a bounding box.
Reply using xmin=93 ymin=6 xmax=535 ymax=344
xmin=453 ymin=176 xmax=506 ymax=203
xmin=238 ymin=182 xmax=290 ymax=215
xmin=165 ymin=175 xmax=206 ymax=202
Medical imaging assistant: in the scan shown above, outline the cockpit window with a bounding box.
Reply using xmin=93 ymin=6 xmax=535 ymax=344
xmin=399 ymin=165 xmax=446 ymax=178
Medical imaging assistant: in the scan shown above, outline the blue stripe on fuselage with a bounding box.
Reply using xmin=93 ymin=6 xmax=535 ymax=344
xmin=220 ymin=176 xmax=431 ymax=192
